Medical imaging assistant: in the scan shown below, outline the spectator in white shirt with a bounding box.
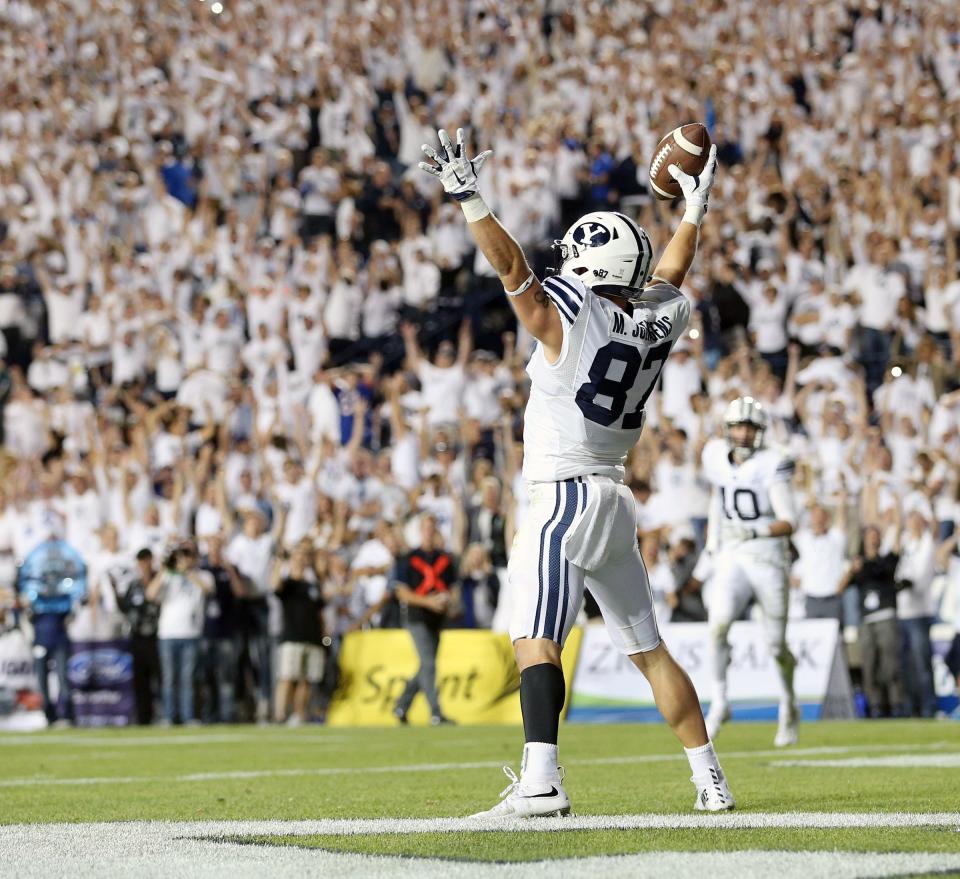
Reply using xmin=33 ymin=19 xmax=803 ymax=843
xmin=226 ymin=508 xmax=279 ymax=720
xmin=289 ymin=313 xmax=327 ymax=380
xmin=111 ymin=328 xmax=150 ymax=386
xmin=402 ymin=320 xmax=470 ymax=428
xmin=146 ymin=543 xmax=213 ymax=725
xmin=298 ymin=149 xmax=340 ymax=240
xmin=660 ymin=338 xmax=705 ymax=423
xmin=242 ymin=323 xmax=288 ymax=387
xmin=202 ymin=307 xmax=245 ymax=377
xmin=401 ymin=244 xmax=441 ymax=314
xmin=788 ymin=278 xmax=829 ymax=354
xmin=747 ymin=283 xmax=789 ymax=375
xmin=324 ymin=272 xmax=363 ymax=363
xmin=845 ymin=237 xmax=907 ymax=391
xmin=895 ymin=509 xmax=938 ymax=717
xmin=792 ymin=499 xmax=849 ymax=624
xmin=271 ymin=458 xmax=317 ymax=548
xmin=42 ymin=276 xmax=85 ymax=344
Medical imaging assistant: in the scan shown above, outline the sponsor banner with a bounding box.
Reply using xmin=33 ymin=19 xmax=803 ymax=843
xmin=0 ymin=628 xmax=45 ymax=730
xmin=67 ymin=640 xmax=135 ymax=727
xmin=327 ymin=627 xmax=583 ymax=727
xmin=569 ymin=620 xmax=854 ymax=723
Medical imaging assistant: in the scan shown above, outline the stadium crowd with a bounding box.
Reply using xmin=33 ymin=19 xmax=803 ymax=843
xmin=1 ymin=0 xmax=959 ymax=726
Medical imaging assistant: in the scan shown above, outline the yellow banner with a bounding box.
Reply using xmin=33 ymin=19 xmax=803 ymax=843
xmin=327 ymin=627 xmax=583 ymax=726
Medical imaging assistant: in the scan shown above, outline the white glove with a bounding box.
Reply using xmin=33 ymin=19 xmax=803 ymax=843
xmin=667 ymin=143 xmax=718 ymax=226
xmin=418 ymin=128 xmax=492 ymax=203
xmin=720 ymin=520 xmax=757 ymax=545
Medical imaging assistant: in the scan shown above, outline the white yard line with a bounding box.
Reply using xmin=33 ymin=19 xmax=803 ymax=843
xmin=0 ymin=732 xmax=352 ymax=747
xmin=1 ymin=742 xmax=954 ymax=789
xmin=775 ymin=754 xmax=960 ymax=769
xmin=1 ymin=818 xmax=960 ymax=879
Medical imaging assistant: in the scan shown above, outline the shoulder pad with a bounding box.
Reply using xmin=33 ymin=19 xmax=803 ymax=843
xmin=761 ymin=446 xmax=796 ymax=481
xmin=541 ymin=275 xmax=586 ymax=324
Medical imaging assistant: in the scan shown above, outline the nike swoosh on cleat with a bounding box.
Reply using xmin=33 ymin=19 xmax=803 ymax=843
xmin=528 ymin=787 xmax=560 ymax=798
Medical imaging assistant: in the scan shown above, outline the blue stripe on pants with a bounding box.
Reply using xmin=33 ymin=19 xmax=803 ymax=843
xmin=541 ymin=481 xmax=580 ymax=640
xmin=533 ymin=484 xmax=563 ymax=638
xmin=556 ymin=480 xmax=587 ymax=643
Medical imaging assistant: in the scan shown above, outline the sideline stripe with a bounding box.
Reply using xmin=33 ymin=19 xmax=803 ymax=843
xmin=0 ymin=733 xmax=352 ymax=748
xmin=4 ymin=823 xmax=960 ymax=879
xmin=203 ymin=811 xmax=960 ymax=833
xmin=3 ymin=813 xmax=960 ymax=835
xmin=775 ymin=754 xmax=960 ymax=769
xmin=1 ymin=743 xmax=954 ymax=789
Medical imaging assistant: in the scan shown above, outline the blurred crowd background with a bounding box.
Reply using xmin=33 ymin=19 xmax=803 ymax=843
xmin=1 ymin=0 xmax=959 ymax=726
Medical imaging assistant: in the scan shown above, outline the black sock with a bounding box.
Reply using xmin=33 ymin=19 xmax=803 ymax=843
xmin=520 ymin=662 xmax=566 ymax=744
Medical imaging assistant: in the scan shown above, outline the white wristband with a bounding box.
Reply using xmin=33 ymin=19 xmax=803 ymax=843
xmin=751 ymin=521 xmax=773 ymax=538
xmin=505 ymin=272 xmax=536 ymax=298
xmin=460 ymin=194 xmax=491 ymax=223
xmin=682 ymin=205 xmax=706 ymax=227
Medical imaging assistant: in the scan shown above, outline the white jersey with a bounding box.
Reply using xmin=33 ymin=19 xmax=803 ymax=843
xmin=702 ymin=437 xmax=795 ymax=563
xmin=523 ymin=274 xmax=690 ymax=482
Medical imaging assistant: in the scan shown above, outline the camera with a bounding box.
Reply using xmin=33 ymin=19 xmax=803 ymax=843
xmin=163 ymin=548 xmax=182 ymax=571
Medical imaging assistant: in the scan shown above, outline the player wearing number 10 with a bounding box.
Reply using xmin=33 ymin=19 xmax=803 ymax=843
xmin=701 ymin=397 xmax=800 ymax=747
xmin=418 ymin=128 xmax=734 ymax=817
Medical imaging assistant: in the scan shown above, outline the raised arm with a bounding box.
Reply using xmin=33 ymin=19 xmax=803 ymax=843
xmin=456 ymin=318 xmax=473 ymax=368
xmin=400 ymin=322 xmax=423 ymax=372
xmin=649 ymin=145 xmax=718 ymax=289
xmin=418 ymin=128 xmax=563 ymax=360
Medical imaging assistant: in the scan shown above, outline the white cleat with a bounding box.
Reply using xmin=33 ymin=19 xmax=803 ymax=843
xmin=469 ymin=766 xmax=571 ymax=819
xmin=774 ymin=701 xmax=800 ymax=747
xmin=692 ymin=766 xmax=736 ymax=812
xmin=705 ymin=700 xmax=731 ymax=740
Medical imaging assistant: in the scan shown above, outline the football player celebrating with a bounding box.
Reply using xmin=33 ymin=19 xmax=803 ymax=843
xmin=701 ymin=397 xmax=800 ymax=746
xmin=419 ymin=129 xmax=734 ymax=816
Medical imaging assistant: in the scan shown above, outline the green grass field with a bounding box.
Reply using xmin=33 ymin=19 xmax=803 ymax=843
xmin=2 ymin=720 xmax=959 ymax=877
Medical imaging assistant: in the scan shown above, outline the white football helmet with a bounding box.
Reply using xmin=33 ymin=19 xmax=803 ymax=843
xmin=723 ymin=396 xmax=767 ymax=451
xmin=550 ymin=211 xmax=654 ymax=302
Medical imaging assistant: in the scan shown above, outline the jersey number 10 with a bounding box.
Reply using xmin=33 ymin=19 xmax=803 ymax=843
xmin=575 ymin=341 xmax=672 ymax=429
xmin=720 ymin=486 xmax=761 ymax=520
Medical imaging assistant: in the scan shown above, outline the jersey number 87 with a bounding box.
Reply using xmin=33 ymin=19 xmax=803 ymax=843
xmin=575 ymin=341 xmax=672 ymax=429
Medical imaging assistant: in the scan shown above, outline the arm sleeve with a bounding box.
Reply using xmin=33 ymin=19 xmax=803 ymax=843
xmin=768 ymin=480 xmax=798 ymax=529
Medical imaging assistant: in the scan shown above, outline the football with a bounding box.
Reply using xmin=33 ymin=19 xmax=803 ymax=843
xmin=648 ymin=123 xmax=712 ymax=200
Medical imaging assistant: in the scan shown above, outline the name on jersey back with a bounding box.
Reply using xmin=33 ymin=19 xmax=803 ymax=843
xmin=608 ymin=310 xmax=674 ymax=344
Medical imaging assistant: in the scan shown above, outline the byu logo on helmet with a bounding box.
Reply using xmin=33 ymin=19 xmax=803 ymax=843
xmin=572 ymin=222 xmax=611 ymax=247
xmin=554 ymin=211 xmax=654 ymax=303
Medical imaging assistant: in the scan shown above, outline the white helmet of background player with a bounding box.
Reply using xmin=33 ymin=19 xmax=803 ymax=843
xmin=550 ymin=211 xmax=654 ymax=303
xmin=723 ymin=396 xmax=767 ymax=453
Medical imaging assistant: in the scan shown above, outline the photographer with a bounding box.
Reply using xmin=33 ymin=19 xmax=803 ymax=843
xmin=109 ymin=549 xmax=161 ymax=725
xmin=146 ymin=543 xmax=213 ymax=725
xmin=271 ymin=540 xmax=325 ymax=725
xmin=838 ymin=525 xmax=906 ymax=718
xmin=199 ymin=535 xmax=244 ymax=724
